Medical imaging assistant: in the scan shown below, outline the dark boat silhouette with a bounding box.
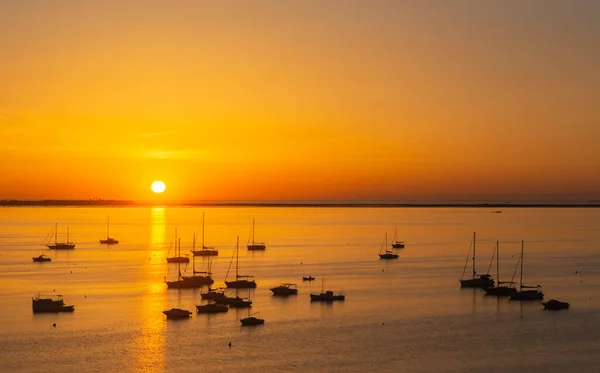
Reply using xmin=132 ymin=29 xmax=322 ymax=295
xmin=247 ymin=218 xmax=266 ymax=251
xmin=391 ymin=227 xmax=405 ymax=249
xmin=459 ymin=232 xmax=494 ymax=288
xmin=32 ymin=294 xmax=74 ymax=313
xmin=241 ymin=311 xmax=264 ymax=326
xmin=510 ymin=241 xmax=544 ymax=301
xmin=270 ymin=283 xmax=298 ymax=296
xmin=162 ymin=308 xmax=192 ymax=320
xmin=303 ymin=276 xmax=315 ymax=281
xmin=225 ymin=236 xmax=257 ymax=288
xmin=99 ymin=215 xmax=119 ymax=245
xmin=310 ymin=279 xmax=345 ymax=301
xmin=484 ymin=241 xmax=517 ymax=296
xmin=32 ymin=254 xmax=51 ymax=262
xmin=196 ymin=303 xmax=228 ymax=313
xmin=43 ymin=223 xmax=75 ymax=250
xmin=201 ymin=287 xmax=227 ymax=300
xmin=542 ymin=299 xmax=569 ymax=310
xmin=166 ymin=228 xmax=189 ymax=263
xmin=191 ymin=213 xmax=218 ymax=257
xmin=379 ymin=232 xmax=399 ymax=259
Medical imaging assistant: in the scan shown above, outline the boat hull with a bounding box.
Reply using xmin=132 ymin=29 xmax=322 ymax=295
xmin=196 ymin=304 xmax=228 ymax=313
xmin=163 ymin=308 xmax=192 ymax=319
xmin=270 ymin=288 xmax=298 ymax=296
xmin=247 ymin=244 xmax=266 ymax=251
xmin=484 ymin=286 xmax=517 ymax=296
xmin=225 ymin=280 xmax=257 ymax=288
xmin=32 ymin=257 xmax=51 ymax=262
xmin=392 ymin=243 xmax=405 ymax=249
xmin=32 ymin=297 xmax=74 ymax=313
xmin=166 ymin=257 xmax=190 ymax=263
xmin=542 ymin=299 xmax=569 ymax=310
xmin=213 ymin=297 xmax=252 ymax=307
xmin=100 ymin=238 xmax=119 ymax=245
xmin=310 ymin=291 xmax=345 ymax=302
xmin=241 ymin=317 xmax=264 ymax=325
xmin=191 ymin=250 xmax=218 ymax=257
xmin=166 ymin=276 xmax=214 ymax=289
xmin=460 ymin=277 xmax=495 ymax=288
xmin=47 ymin=243 xmax=75 ymax=250
xmin=303 ymin=277 xmax=315 ymax=281
xmin=379 ymin=253 xmax=399 ymax=259
xmin=510 ymin=290 xmax=544 ymax=301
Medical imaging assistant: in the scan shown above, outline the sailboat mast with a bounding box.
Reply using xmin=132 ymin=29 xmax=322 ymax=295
xmin=192 ymin=233 xmax=196 ymax=273
xmin=520 ymin=240 xmax=524 ymax=290
xmin=252 ymin=218 xmax=255 ymax=244
xmin=202 ymin=212 xmax=205 ymax=248
xmin=496 ymin=241 xmax=500 ymax=283
xmin=107 ymin=216 xmax=110 ymax=239
xmin=67 ymin=227 xmax=69 ymax=243
xmin=55 ymin=223 xmax=58 ymax=245
xmin=236 ymin=236 xmax=240 ymax=278
xmin=178 ymin=238 xmax=181 ymax=280
xmin=472 ymin=232 xmax=476 ymax=278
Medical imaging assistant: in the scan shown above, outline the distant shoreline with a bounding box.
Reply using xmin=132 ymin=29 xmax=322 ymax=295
xmin=1 ymin=200 xmax=599 ymax=208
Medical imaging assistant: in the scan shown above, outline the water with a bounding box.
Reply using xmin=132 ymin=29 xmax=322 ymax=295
xmin=0 ymin=207 xmax=599 ymax=372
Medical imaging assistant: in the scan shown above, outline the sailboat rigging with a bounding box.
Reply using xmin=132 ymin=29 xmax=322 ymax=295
xmin=43 ymin=223 xmax=75 ymax=250
xmin=247 ymin=218 xmax=266 ymax=251
xmin=459 ymin=232 xmax=494 ymax=288
xmin=225 ymin=236 xmax=257 ymax=288
xmin=391 ymin=227 xmax=405 ymax=249
xmin=484 ymin=241 xmax=517 ymax=296
xmin=379 ymin=232 xmax=399 ymax=259
xmin=99 ymin=215 xmax=119 ymax=245
xmin=166 ymin=228 xmax=189 ymax=263
xmin=510 ymin=240 xmax=544 ymax=300
xmin=191 ymin=212 xmax=218 ymax=256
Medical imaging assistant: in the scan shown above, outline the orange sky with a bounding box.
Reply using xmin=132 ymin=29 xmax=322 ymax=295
xmin=1 ymin=1 xmax=599 ymax=201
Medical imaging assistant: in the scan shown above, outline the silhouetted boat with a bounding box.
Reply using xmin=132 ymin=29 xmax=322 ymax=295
xmin=99 ymin=215 xmax=118 ymax=245
xmin=43 ymin=223 xmax=75 ymax=250
xmin=391 ymin=227 xmax=405 ymax=249
xmin=213 ymin=289 xmax=253 ymax=308
xmin=32 ymin=294 xmax=74 ymax=313
xmin=196 ymin=303 xmax=228 ymax=313
xmin=484 ymin=241 xmax=517 ymax=296
xmin=201 ymin=287 xmax=227 ymax=300
xmin=542 ymin=299 xmax=570 ymax=310
xmin=191 ymin=213 xmax=218 ymax=256
xmin=270 ymin=283 xmax=298 ymax=296
xmin=310 ymin=279 xmax=345 ymax=301
xmin=459 ymin=232 xmax=494 ymax=288
xmin=379 ymin=233 xmax=399 ymax=259
xmin=247 ymin=218 xmax=266 ymax=251
xmin=225 ymin=236 xmax=257 ymax=288
xmin=165 ymin=238 xmax=190 ymax=289
xmin=241 ymin=312 xmax=264 ymax=326
xmin=510 ymin=240 xmax=544 ymax=301
xmin=162 ymin=308 xmax=192 ymax=319
xmin=178 ymin=234 xmax=214 ymax=287
xmin=166 ymin=228 xmax=189 ymax=263
xmin=303 ymin=276 xmax=315 ymax=281
xmin=32 ymin=254 xmax=51 ymax=262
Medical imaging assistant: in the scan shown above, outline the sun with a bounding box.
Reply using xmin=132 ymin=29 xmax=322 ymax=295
xmin=151 ymin=181 xmax=166 ymax=193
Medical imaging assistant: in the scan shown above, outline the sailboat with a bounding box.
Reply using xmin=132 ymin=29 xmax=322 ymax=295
xmin=43 ymin=223 xmax=75 ymax=250
xmin=510 ymin=240 xmax=544 ymax=300
xmin=166 ymin=235 xmax=214 ymax=288
xmin=166 ymin=228 xmax=189 ymax=263
xmin=459 ymin=232 xmax=494 ymax=288
xmin=241 ymin=311 xmax=264 ymax=326
xmin=191 ymin=212 xmax=218 ymax=256
xmin=247 ymin=218 xmax=266 ymax=251
xmin=165 ymin=238 xmax=187 ymax=288
xmin=99 ymin=215 xmax=119 ymax=245
xmin=379 ymin=232 xmax=399 ymax=259
xmin=225 ymin=236 xmax=257 ymax=288
xmin=391 ymin=227 xmax=405 ymax=249
xmin=484 ymin=241 xmax=517 ymax=296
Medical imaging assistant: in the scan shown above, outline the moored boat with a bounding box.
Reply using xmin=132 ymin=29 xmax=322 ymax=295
xmin=484 ymin=241 xmax=517 ymax=296
xmin=310 ymin=279 xmax=345 ymax=301
xmin=510 ymin=241 xmax=544 ymax=301
xmin=241 ymin=316 xmax=264 ymax=326
xmin=191 ymin=213 xmax=218 ymax=257
xmin=196 ymin=303 xmax=229 ymax=313
xmin=99 ymin=215 xmax=119 ymax=245
xmin=43 ymin=223 xmax=75 ymax=250
xmin=32 ymin=294 xmax=74 ymax=313
xmin=270 ymin=283 xmax=298 ymax=296
xmin=32 ymin=254 xmax=51 ymax=262
xmin=542 ymin=299 xmax=570 ymax=310
xmin=459 ymin=232 xmax=495 ymax=288
xmin=225 ymin=237 xmax=257 ymax=288
xmin=303 ymin=276 xmax=315 ymax=281
xmin=162 ymin=308 xmax=192 ymax=319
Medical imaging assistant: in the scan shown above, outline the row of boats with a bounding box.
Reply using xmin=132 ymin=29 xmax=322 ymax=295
xmin=459 ymin=232 xmax=570 ymax=310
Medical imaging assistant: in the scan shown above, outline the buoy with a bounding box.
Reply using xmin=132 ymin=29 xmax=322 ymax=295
xmin=228 ymin=342 xmax=232 ymax=348
xmin=52 ymin=323 xmax=56 ymax=327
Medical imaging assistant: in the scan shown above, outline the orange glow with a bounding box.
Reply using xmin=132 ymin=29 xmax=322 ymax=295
xmin=1 ymin=3 xmax=599 ymax=201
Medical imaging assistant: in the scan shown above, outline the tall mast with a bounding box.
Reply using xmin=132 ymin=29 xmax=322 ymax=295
xmin=55 ymin=223 xmax=58 ymax=245
xmin=520 ymin=240 xmax=524 ymax=290
xmin=178 ymin=238 xmax=181 ymax=280
xmin=472 ymin=232 xmax=476 ymax=278
xmin=67 ymin=227 xmax=69 ymax=243
xmin=385 ymin=232 xmax=388 ymax=251
xmin=236 ymin=236 xmax=240 ymax=278
xmin=252 ymin=218 xmax=255 ymax=244
xmin=496 ymin=241 xmax=500 ymax=283
xmin=107 ymin=216 xmax=110 ymax=239
xmin=192 ymin=233 xmax=196 ymax=273
xmin=202 ymin=212 xmax=205 ymax=248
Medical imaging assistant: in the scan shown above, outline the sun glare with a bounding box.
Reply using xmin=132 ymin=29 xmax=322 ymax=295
xmin=151 ymin=181 xmax=166 ymax=194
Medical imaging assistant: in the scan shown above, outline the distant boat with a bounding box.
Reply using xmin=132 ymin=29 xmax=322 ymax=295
xmin=391 ymin=227 xmax=405 ymax=249
xmin=99 ymin=215 xmax=119 ymax=245
xmin=379 ymin=233 xmax=399 ymax=259
xmin=225 ymin=236 xmax=257 ymax=288
xmin=32 ymin=254 xmax=51 ymax=262
xmin=191 ymin=213 xmax=218 ymax=257
xmin=166 ymin=228 xmax=189 ymax=263
xmin=196 ymin=303 xmax=228 ymax=314
xmin=310 ymin=279 xmax=345 ymax=301
xmin=43 ymin=223 xmax=75 ymax=250
xmin=510 ymin=241 xmax=544 ymax=301
xmin=491 ymin=211 xmax=503 ymax=214
xmin=302 ymin=276 xmax=315 ymax=281
xmin=200 ymin=287 xmax=227 ymax=300
xmin=162 ymin=308 xmax=192 ymax=320
xmin=247 ymin=218 xmax=266 ymax=251
xmin=542 ymin=299 xmax=570 ymax=310
xmin=484 ymin=241 xmax=517 ymax=296
xmin=176 ymin=234 xmax=215 ymax=287
xmin=213 ymin=294 xmax=252 ymax=308
xmin=270 ymin=283 xmax=298 ymax=296
xmin=32 ymin=294 xmax=74 ymax=313
xmin=241 ymin=312 xmax=264 ymax=326
xmin=459 ymin=232 xmax=494 ymax=288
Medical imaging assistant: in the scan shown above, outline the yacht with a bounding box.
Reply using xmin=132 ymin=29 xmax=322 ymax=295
xmin=459 ymin=232 xmax=495 ymax=288
xmin=270 ymin=283 xmax=298 ymax=296
xmin=32 ymin=294 xmax=74 ymax=313
xmin=32 ymin=254 xmax=51 ymax=262
xmin=162 ymin=308 xmax=192 ymax=320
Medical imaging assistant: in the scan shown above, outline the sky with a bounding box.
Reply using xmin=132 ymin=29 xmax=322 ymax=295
xmin=1 ymin=0 xmax=599 ymax=202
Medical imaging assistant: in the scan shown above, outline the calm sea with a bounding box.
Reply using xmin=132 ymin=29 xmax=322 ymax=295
xmin=0 ymin=207 xmax=599 ymax=372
